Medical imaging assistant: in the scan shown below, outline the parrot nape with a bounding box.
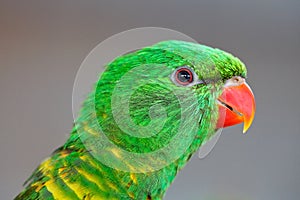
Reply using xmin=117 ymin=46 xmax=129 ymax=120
xmin=15 ymin=40 xmax=255 ymax=200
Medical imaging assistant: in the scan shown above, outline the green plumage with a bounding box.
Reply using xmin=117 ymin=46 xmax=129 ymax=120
xmin=15 ymin=41 xmax=246 ymax=200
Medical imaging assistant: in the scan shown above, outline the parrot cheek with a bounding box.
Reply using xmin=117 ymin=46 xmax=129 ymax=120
xmin=216 ymin=80 xmax=256 ymax=133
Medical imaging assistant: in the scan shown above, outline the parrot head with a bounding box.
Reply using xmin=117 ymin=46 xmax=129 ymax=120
xmin=84 ymin=40 xmax=256 ymax=172
xmin=150 ymin=40 xmax=256 ymax=134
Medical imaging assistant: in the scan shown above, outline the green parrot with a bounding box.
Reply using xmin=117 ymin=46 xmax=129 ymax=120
xmin=15 ymin=40 xmax=255 ymax=200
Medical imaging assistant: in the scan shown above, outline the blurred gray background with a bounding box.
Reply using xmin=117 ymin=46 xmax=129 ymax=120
xmin=0 ymin=0 xmax=299 ymax=199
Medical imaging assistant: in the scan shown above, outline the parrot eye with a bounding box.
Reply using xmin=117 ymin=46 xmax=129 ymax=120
xmin=173 ymin=67 xmax=194 ymax=86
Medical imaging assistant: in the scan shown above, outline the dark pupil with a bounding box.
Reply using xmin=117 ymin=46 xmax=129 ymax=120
xmin=177 ymin=70 xmax=191 ymax=83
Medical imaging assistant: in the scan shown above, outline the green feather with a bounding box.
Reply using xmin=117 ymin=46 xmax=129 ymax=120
xmin=15 ymin=40 xmax=246 ymax=200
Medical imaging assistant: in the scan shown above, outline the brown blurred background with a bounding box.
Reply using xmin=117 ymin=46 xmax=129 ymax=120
xmin=0 ymin=0 xmax=299 ymax=199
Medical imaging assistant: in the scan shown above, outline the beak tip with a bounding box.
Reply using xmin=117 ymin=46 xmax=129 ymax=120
xmin=242 ymin=116 xmax=254 ymax=134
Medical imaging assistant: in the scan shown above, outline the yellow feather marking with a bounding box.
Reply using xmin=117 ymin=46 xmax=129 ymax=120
xmin=41 ymin=158 xmax=53 ymax=170
xmin=76 ymin=167 xmax=106 ymax=192
xmin=60 ymin=151 xmax=70 ymax=158
xmin=40 ymin=160 xmax=72 ymax=200
xmin=45 ymin=180 xmax=72 ymax=200
xmin=57 ymin=168 xmax=87 ymax=199
xmin=42 ymin=159 xmax=87 ymax=200
xmin=130 ymin=173 xmax=137 ymax=184
xmin=80 ymin=155 xmax=119 ymax=193
xmin=68 ymin=145 xmax=122 ymax=197
xmin=32 ymin=182 xmax=43 ymax=192
xmin=81 ymin=154 xmax=119 ymax=193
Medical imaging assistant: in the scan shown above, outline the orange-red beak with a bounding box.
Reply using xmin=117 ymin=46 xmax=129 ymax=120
xmin=216 ymin=78 xmax=256 ymax=133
